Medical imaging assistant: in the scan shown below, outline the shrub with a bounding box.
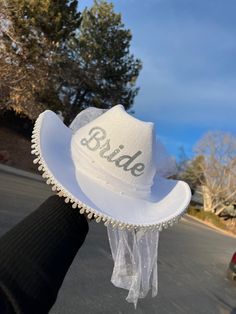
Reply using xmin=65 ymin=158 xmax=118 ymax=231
xmin=187 ymin=206 xmax=227 ymax=230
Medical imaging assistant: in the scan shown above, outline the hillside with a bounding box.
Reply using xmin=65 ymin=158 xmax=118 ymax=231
xmin=0 ymin=126 xmax=38 ymax=173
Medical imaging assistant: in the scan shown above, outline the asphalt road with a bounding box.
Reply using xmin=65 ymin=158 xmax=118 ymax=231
xmin=0 ymin=165 xmax=236 ymax=314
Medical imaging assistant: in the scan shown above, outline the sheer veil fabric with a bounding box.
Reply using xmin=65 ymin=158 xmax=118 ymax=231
xmin=107 ymin=227 xmax=159 ymax=308
xmin=69 ymin=107 xmax=177 ymax=307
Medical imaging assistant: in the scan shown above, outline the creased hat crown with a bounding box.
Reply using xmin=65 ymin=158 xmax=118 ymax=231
xmin=71 ymin=105 xmax=157 ymax=196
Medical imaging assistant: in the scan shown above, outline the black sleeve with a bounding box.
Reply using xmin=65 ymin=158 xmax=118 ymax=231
xmin=0 ymin=195 xmax=89 ymax=314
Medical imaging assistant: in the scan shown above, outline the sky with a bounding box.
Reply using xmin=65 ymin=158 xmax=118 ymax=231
xmin=79 ymin=0 xmax=236 ymax=159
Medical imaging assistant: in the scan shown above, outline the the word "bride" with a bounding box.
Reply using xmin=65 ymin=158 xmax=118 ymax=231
xmin=80 ymin=126 xmax=145 ymax=177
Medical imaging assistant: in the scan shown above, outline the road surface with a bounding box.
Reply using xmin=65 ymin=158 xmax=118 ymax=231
xmin=0 ymin=165 xmax=235 ymax=314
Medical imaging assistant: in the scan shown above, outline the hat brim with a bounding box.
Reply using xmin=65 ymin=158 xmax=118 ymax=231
xmin=32 ymin=110 xmax=191 ymax=230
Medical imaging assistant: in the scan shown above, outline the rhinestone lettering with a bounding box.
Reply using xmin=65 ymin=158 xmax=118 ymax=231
xmin=80 ymin=126 xmax=145 ymax=177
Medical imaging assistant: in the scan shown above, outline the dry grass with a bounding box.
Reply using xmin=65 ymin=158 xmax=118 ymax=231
xmin=188 ymin=206 xmax=236 ymax=234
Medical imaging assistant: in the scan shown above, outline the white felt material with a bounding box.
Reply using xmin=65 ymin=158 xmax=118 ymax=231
xmin=71 ymin=107 xmax=178 ymax=179
xmin=71 ymin=105 xmax=156 ymax=188
xmin=38 ymin=106 xmax=191 ymax=227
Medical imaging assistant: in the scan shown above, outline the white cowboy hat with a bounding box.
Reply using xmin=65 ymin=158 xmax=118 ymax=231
xmin=31 ymin=105 xmax=191 ymax=230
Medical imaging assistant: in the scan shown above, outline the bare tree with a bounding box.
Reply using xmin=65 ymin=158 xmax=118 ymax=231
xmin=193 ymin=131 xmax=236 ymax=216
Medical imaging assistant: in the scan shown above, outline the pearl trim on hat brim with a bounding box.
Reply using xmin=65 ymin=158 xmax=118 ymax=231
xmin=31 ymin=111 xmax=191 ymax=231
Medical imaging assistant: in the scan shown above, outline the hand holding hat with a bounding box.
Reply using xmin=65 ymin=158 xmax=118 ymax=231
xmin=31 ymin=105 xmax=191 ymax=307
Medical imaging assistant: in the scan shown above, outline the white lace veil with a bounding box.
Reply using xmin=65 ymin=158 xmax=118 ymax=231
xmin=107 ymin=227 xmax=159 ymax=308
xmin=70 ymin=107 xmax=177 ymax=308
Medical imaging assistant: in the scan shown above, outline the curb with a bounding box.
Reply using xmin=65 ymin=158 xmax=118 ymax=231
xmin=185 ymin=214 xmax=236 ymax=238
xmin=0 ymin=163 xmax=43 ymax=182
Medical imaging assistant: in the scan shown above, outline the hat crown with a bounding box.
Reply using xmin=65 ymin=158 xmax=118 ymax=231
xmin=71 ymin=105 xmax=157 ymax=196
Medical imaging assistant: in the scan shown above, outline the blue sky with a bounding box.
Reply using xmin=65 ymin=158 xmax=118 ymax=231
xmin=79 ymin=0 xmax=236 ymax=159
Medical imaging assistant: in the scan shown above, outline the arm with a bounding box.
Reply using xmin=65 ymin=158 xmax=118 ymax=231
xmin=0 ymin=195 xmax=89 ymax=314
